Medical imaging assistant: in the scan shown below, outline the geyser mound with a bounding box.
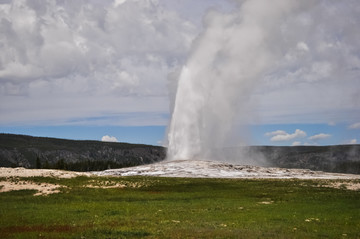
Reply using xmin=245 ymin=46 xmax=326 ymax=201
xmin=93 ymin=159 xmax=360 ymax=179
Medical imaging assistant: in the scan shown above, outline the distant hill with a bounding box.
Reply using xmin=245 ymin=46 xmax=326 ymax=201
xmin=264 ymin=145 xmax=360 ymax=174
xmin=224 ymin=145 xmax=360 ymax=174
xmin=0 ymin=133 xmax=166 ymax=171
xmin=0 ymin=133 xmax=359 ymax=174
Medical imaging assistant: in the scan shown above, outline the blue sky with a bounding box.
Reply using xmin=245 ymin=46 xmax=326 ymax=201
xmin=0 ymin=0 xmax=359 ymax=147
xmin=0 ymin=125 xmax=166 ymax=146
xmin=0 ymin=122 xmax=358 ymax=147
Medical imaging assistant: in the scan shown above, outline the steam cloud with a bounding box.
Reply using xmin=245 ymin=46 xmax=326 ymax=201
xmin=167 ymin=0 xmax=312 ymax=161
xmin=166 ymin=0 xmax=360 ymax=162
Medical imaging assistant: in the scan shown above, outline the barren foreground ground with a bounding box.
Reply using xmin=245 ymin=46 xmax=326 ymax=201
xmin=0 ymin=167 xmax=91 ymax=196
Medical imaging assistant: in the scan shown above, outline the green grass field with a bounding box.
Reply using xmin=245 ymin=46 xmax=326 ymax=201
xmin=0 ymin=176 xmax=359 ymax=238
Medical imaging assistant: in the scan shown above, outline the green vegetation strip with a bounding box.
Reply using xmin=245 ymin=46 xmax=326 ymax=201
xmin=0 ymin=176 xmax=359 ymax=238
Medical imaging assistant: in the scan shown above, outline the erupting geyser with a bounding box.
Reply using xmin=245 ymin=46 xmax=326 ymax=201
xmin=167 ymin=0 xmax=313 ymax=161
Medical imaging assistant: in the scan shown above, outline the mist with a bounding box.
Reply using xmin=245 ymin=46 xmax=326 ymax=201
xmin=166 ymin=0 xmax=359 ymax=163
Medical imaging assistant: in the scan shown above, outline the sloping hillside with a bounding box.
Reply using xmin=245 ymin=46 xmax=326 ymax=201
xmin=257 ymin=145 xmax=360 ymax=174
xmin=229 ymin=145 xmax=360 ymax=174
xmin=0 ymin=133 xmax=166 ymax=171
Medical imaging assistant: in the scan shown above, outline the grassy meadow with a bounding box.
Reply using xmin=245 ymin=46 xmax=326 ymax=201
xmin=0 ymin=176 xmax=359 ymax=238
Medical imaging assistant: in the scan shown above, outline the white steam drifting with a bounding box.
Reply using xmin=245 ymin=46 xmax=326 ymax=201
xmin=167 ymin=0 xmax=315 ymax=161
xmin=167 ymin=0 xmax=360 ymax=162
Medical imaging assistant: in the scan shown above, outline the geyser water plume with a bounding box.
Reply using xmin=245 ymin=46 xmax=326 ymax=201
xmin=167 ymin=0 xmax=313 ymax=162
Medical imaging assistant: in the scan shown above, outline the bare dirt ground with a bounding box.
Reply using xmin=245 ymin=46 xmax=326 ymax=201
xmin=0 ymin=167 xmax=91 ymax=196
xmin=0 ymin=180 xmax=63 ymax=196
xmin=0 ymin=167 xmax=91 ymax=178
xmin=1 ymin=160 xmax=360 ymax=195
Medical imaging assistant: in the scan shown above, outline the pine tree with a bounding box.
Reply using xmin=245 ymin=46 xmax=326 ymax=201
xmin=36 ymin=156 xmax=41 ymax=169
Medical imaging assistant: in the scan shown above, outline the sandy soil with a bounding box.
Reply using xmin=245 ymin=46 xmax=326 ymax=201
xmin=0 ymin=167 xmax=91 ymax=178
xmin=321 ymin=181 xmax=360 ymax=191
xmin=0 ymin=167 xmax=90 ymax=196
xmin=0 ymin=180 xmax=63 ymax=196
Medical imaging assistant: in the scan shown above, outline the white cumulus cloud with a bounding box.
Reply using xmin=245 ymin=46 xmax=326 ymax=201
xmin=328 ymin=121 xmax=336 ymax=126
xmin=308 ymin=133 xmax=331 ymax=141
xmin=253 ymin=0 xmax=360 ymax=125
xmin=265 ymin=130 xmax=287 ymax=137
xmin=343 ymin=139 xmax=357 ymax=144
xmin=0 ymin=0 xmax=198 ymax=126
xmin=266 ymin=129 xmax=307 ymax=142
xmin=101 ymin=135 xmax=118 ymax=142
xmin=291 ymin=141 xmax=302 ymax=146
xmin=348 ymin=122 xmax=360 ymax=129
xmin=349 ymin=139 xmax=357 ymax=144
xmin=303 ymin=142 xmax=318 ymax=146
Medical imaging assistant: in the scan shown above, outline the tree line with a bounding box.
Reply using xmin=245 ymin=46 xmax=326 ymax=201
xmin=35 ymin=157 xmax=143 ymax=171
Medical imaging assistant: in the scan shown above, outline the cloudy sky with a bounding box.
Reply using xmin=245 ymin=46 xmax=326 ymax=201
xmin=0 ymin=0 xmax=359 ymax=146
